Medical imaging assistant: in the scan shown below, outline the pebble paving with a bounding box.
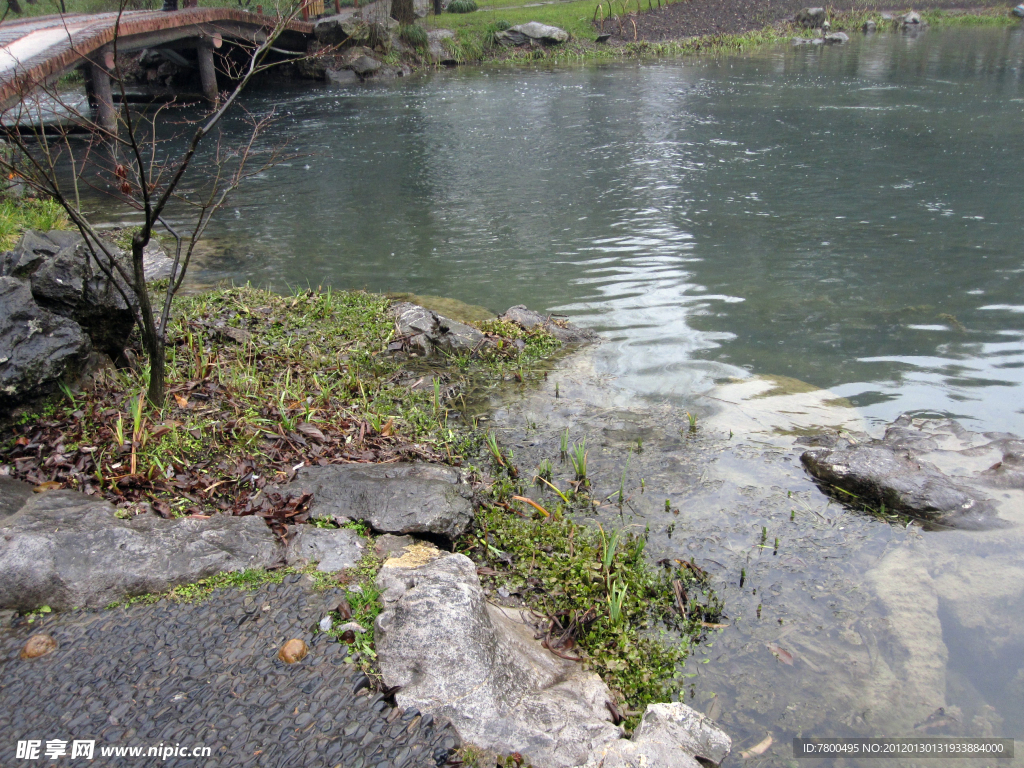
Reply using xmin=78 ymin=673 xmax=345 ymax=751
xmin=0 ymin=575 xmax=459 ymax=767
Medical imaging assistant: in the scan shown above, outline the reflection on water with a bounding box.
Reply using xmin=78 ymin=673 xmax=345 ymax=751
xmin=88 ymin=25 xmax=1024 ymax=434
xmin=78 ymin=25 xmax=1024 ymax=761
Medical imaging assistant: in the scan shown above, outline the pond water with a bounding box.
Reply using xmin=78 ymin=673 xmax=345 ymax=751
xmin=107 ymin=23 xmax=1024 ymax=435
xmin=86 ymin=25 xmax=1024 ymax=763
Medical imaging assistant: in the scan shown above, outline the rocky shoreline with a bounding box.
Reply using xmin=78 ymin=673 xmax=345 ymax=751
xmin=4 ymin=223 xmax=1021 ymax=765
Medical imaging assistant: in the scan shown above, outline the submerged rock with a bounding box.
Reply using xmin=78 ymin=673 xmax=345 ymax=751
xmin=283 ymin=463 xmax=474 ymax=541
xmin=824 ymin=31 xmax=849 ymax=44
xmin=375 ymin=551 xmax=622 ymax=767
xmin=0 ymin=491 xmax=283 ymax=611
xmin=495 ymin=22 xmax=570 ymax=46
xmin=863 ymin=19 xmax=877 ymax=32
xmin=902 ymin=11 xmax=922 ymax=26
xmin=800 ymin=417 xmax=1012 ymax=529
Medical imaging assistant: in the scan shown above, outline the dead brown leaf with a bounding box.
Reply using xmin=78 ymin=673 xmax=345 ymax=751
xmin=740 ymin=734 xmax=773 ymax=759
xmin=767 ymin=642 xmax=794 ymax=665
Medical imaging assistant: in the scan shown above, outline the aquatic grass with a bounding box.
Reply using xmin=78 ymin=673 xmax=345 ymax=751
xmin=570 ymin=439 xmax=588 ymax=483
xmin=468 ymin=503 xmax=720 ymax=726
xmin=608 ymin=579 xmax=629 ymax=625
xmin=538 ymin=476 xmax=572 ymax=505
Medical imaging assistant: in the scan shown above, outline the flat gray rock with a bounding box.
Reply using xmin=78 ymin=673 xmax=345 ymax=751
xmin=373 ymin=533 xmax=418 ymax=560
xmin=375 ymin=552 xmax=622 ymax=768
xmin=499 ymin=305 xmax=597 ymax=344
xmin=580 ymin=702 xmax=731 ymax=767
xmin=0 ymin=492 xmax=283 ymax=611
xmin=285 ymin=463 xmax=473 ymax=541
xmin=391 ymin=301 xmax=485 ymax=356
xmin=0 ymin=476 xmax=34 ymax=518
xmin=286 ymin=526 xmax=366 ymax=572
xmin=495 ymin=22 xmax=569 ymax=46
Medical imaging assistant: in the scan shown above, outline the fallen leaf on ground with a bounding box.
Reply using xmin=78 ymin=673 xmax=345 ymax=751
xmin=297 ymin=423 xmax=326 ymax=443
xmin=701 ymin=621 xmax=730 ymax=629
xmin=740 ymin=734 xmax=773 ymax=758
xmin=33 ymin=481 xmax=62 ymax=493
xmin=767 ymin=642 xmax=794 ymax=665
xmin=174 ymin=394 xmax=189 ymax=409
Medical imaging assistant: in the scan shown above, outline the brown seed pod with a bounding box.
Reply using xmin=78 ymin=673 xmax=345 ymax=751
xmin=20 ymin=633 xmax=57 ymax=660
xmin=119 ymin=181 xmax=132 ymax=196
xmin=278 ymin=638 xmax=308 ymax=664
xmin=114 ymin=163 xmax=128 ymax=180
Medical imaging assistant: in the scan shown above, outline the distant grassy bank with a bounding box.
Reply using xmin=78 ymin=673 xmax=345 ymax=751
xmin=428 ymin=4 xmax=1019 ymax=64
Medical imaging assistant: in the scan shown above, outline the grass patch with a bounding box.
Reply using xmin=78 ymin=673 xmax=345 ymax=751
xmin=0 ymin=196 xmax=71 ymax=250
xmin=460 ymin=435 xmax=723 ymax=730
xmin=399 ymin=22 xmax=430 ymax=48
xmin=465 ymin=503 xmax=722 ymax=729
xmin=0 ymin=284 xmax=558 ymax=522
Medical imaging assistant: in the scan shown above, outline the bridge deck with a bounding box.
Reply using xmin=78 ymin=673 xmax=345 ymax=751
xmin=0 ymin=9 xmax=314 ymax=109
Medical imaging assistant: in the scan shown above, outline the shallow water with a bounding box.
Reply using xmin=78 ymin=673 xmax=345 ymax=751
xmin=81 ymin=25 xmax=1024 ymax=763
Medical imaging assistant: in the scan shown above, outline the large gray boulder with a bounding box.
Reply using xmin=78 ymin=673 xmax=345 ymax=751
xmin=580 ymin=702 xmax=732 ymax=767
xmin=0 ymin=276 xmax=91 ymax=409
xmin=325 ymin=67 xmax=359 ymax=85
xmin=284 ymin=462 xmax=474 ymax=541
xmin=285 ymin=526 xmax=366 ymax=572
xmin=349 ymin=55 xmax=382 ymax=76
xmin=314 ymin=11 xmax=358 ymax=45
xmin=495 ymin=22 xmax=569 ymax=46
xmin=0 ymin=491 xmax=283 ymax=611
xmin=795 ymin=6 xmax=826 ymax=27
xmin=801 ymin=432 xmax=1000 ymax=529
xmin=427 ymin=29 xmax=457 ymax=64
xmin=1 ymin=230 xmax=135 ymax=358
xmin=499 ymin=305 xmax=598 ymax=345
xmin=375 ymin=551 xmax=623 ymax=768
xmin=391 ymin=301 xmax=486 ymax=357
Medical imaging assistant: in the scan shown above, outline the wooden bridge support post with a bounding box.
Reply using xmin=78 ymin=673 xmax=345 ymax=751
xmin=197 ymin=41 xmax=219 ymax=106
xmin=88 ymin=61 xmax=117 ymax=135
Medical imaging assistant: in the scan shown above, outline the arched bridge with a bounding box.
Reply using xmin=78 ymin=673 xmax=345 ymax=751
xmin=0 ymin=9 xmax=314 ymax=128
